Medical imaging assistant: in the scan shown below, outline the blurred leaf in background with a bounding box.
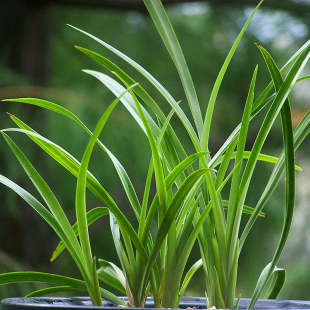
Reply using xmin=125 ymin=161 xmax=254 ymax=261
xmin=0 ymin=250 xmax=43 ymax=299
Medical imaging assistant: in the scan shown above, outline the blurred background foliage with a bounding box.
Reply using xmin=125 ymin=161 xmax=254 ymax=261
xmin=1 ymin=0 xmax=310 ymax=302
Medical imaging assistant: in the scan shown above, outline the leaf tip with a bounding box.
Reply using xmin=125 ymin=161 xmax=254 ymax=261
xmin=6 ymin=112 xmax=13 ymax=117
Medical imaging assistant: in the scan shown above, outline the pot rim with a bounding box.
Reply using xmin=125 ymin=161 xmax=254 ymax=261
xmin=2 ymin=296 xmax=310 ymax=310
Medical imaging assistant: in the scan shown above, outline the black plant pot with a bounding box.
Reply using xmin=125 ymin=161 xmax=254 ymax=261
xmin=2 ymin=297 xmax=310 ymax=310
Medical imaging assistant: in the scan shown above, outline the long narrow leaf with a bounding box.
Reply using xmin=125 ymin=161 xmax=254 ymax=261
xmin=250 ymin=263 xmax=285 ymax=304
xmin=141 ymin=151 xmax=207 ymax=246
xmin=265 ymin=268 xmax=286 ymax=299
xmin=222 ymin=201 xmax=265 ymax=217
xmin=240 ymin=109 xmax=310 ymax=250
xmin=238 ymin=41 xmax=310 ymax=256
xmin=213 ymin=151 xmax=302 ymax=171
xmin=51 ymin=207 xmax=109 ymax=261
xmin=209 ymin=39 xmax=310 ymax=169
xmin=0 ymin=272 xmax=122 ymax=305
xmin=97 ymin=259 xmax=126 ymax=295
xmin=69 ymin=25 xmax=202 ymax=152
xmin=139 ymin=168 xmax=209 ymax=302
xmin=75 ymin=84 xmax=134 ymax=281
xmin=175 ymin=259 xmax=203 ymax=306
xmin=2 ymin=133 xmax=86 ymax=273
xmin=5 ymin=99 xmax=143 ymax=220
xmin=143 ymin=0 xmax=203 ymax=137
xmin=201 ymin=1 xmax=264 ymax=152
xmin=226 ymin=67 xmax=258 ymax=274
xmin=4 ymin=122 xmax=148 ymax=265
xmin=26 ymin=286 xmax=87 ymax=297
xmin=248 ymin=44 xmax=297 ymax=308
xmin=0 ymin=169 xmax=91 ymax=296
xmin=118 ymin=78 xmax=167 ymax=223
xmin=75 ymin=46 xmax=190 ymax=171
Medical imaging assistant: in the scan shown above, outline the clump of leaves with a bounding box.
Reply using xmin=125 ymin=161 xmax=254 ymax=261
xmin=1 ymin=0 xmax=310 ymax=309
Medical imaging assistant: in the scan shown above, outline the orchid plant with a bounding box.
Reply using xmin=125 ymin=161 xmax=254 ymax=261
xmin=1 ymin=0 xmax=310 ymax=309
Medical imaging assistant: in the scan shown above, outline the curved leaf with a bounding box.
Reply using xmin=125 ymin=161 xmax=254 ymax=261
xmin=266 ymin=268 xmax=286 ymax=299
xmin=75 ymin=85 xmax=133 ymax=283
xmin=3 ymin=125 xmax=148 ymax=266
xmin=143 ymin=0 xmax=203 ymax=137
xmin=139 ymin=168 xmax=209 ymax=301
xmin=175 ymin=259 xmax=202 ymax=305
xmin=201 ymin=1 xmax=264 ymax=152
xmin=26 ymin=286 xmax=86 ymax=297
xmin=248 ymin=43 xmax=297 ymax=308
xmin=51 ymin=207 xmax=109 ymax=261
xmin=97 ymin=259 xmax=126 ymax=295
xmin=0 ymin=272 xmax=122 ymax=305
xmin=250 ymin=263 xmax=286 ymax=303
xmin=222 ymin=201 xmax=265 ymax=217
xmin=69 ymin=25 xmax=202 ymax=152
xmin=213 ymin=151 xmax=302 ymax=171
xmin=6 ymin=99 xmax=143 ymax=222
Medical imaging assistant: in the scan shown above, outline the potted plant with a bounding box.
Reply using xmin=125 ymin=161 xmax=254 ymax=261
xmin=1 ymin=0 xmax=310 ymax=308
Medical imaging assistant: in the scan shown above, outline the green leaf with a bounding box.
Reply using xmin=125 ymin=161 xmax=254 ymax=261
xmin=26 ymin=286 xmax=87 ymax=297
xmin=0 ymin=272 xmax=87 ymax=289
xmin=139 ymin=168 xmax=209 ymax=302
xmin=1 ymin=133 xmax=87 ymax=276
xmin=215 ymin=138 xmax=238 ymax=190
xmin=141 ymin=151 xmax=207 ymax=246
xmin=143 ymin=0 xmax=203 ymax=137
xmin=92 ymin=258 xmax=102 ymax=306
xmin=226 ymin=66 xmax=258 ymax=276
xmin=75 ymin=84 xmax=132 ymax=281
xmin=76 ymin=46 xmax=190 ymax=173
xmin=240 ymin=103 xmax=310 ymax=251
xmin=222 ymin=201 xmax=265 ymax=217
xmin=175 ymin=259 xmax=202 ymax=305
xmin=265 ymin=268 xmax=286 ymax=299
xmin=172 ymin=199 xmax=213 ymax=306
xmin=5 ymin=120 xmax=148 ymax=267
xmin=156 ymin=107 xmax=176 ymax=146
xmin=109 ymin=212 xmax=126 ymax=273
xmin=214 ymin=267 xmax=225 ymax=309
xmin=69 ymin=25 xmax=202 ymax=153
xmin=226 ymin=241 xmax=239 ymax=307
xmin=51 ymin=207 xmax=109 ymax=261
xmin=117 ymin=77 xmax=167 ymax=224
xmin=139 ymin=159 xmax=154 ymax=240
xmin=201 ymin=1 xmax=264 ymax=152
xmin=208 ymin=39 xmax=310 ymax=170
xmin=176 ymin=193 xmax=202 ymax=249
xmin=250 ymin=263 xmax=285 ymax=302
xmin=241 ymin=40 xmax=310 ymax=245
xmin=83 ymin=71 xmax=159 ymax=139
xmin=6 ymin=99 xmax=143 ymax=222
xmin=248 ymin=43 xmax=297 ymax=308
xmin=0 ymin=272 xmax=122 ymax=305
xmin=75 ymin=46 xmax=165 ymax=123
xmin=213 ymin=151 xmax=302 ymax=171
xmin=0 ymin=168 xmax=92 ymax=296
xmin=3 ymin=98 xmax=88 ymax=130
xmin=97 ymin=259 xmax=126 ymax=295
